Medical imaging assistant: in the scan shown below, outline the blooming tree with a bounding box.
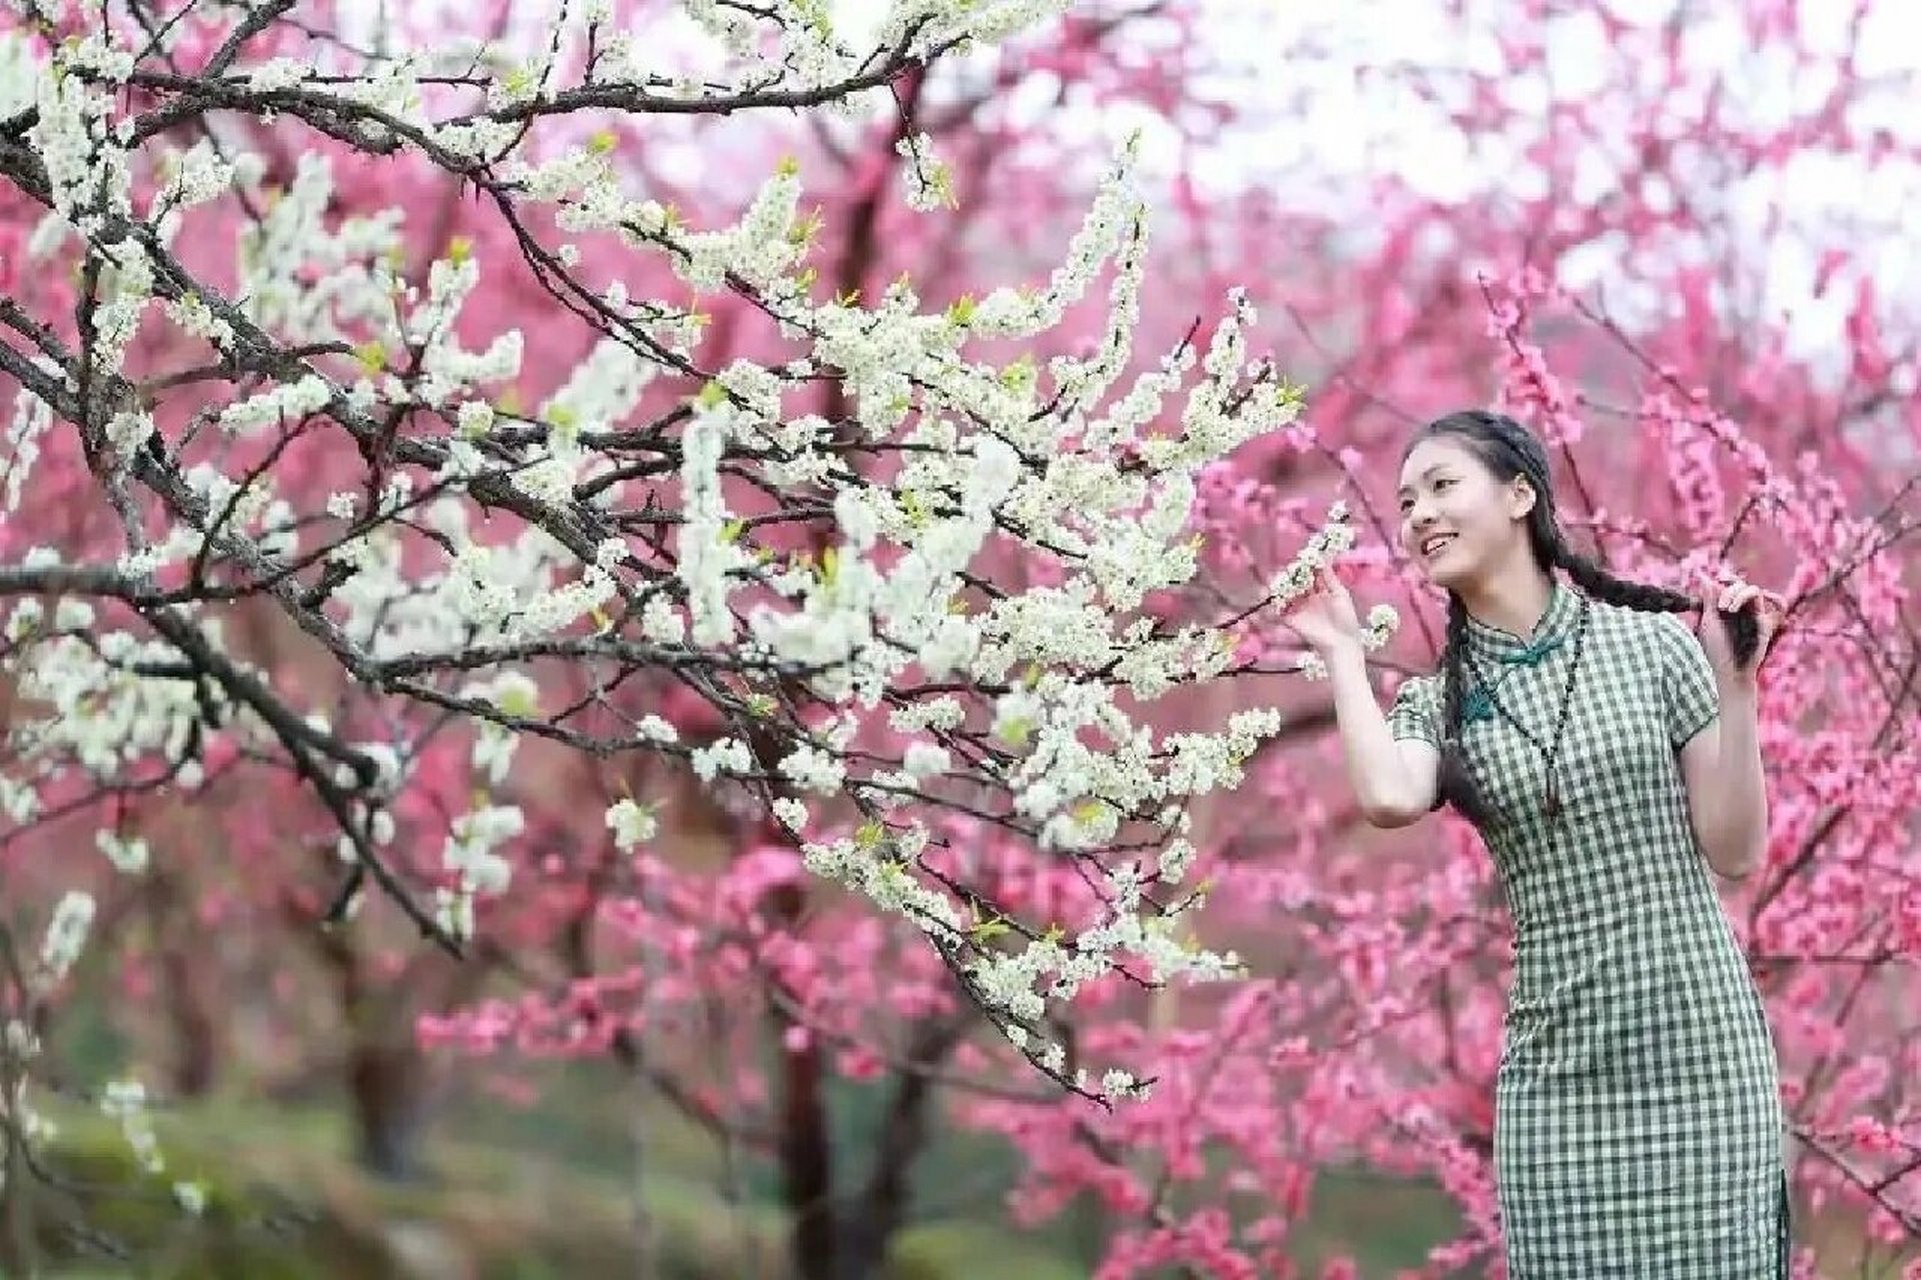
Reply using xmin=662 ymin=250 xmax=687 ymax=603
xmin=0 ymin=0 xmax=1393 ymax=1253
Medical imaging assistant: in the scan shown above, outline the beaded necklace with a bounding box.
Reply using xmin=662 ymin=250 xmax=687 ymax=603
xmin=1461 ymin=595 xmax=1592 ymax=823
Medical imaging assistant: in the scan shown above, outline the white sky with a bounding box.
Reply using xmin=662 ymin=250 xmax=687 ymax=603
xmin=1025 ymin=0 xmax=1921 ymax=388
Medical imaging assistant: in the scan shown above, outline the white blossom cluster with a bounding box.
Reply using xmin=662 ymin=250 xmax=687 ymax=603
xmin=561 ymin=0 xmax=1072 ymax=105
xmin=2 ymin=1021 xmax=51 ymax=1152
xmin=95 ymin=830 xmax=151 ymax=875
xmin=436 ymin=803 xmax=525 ymax=942
xmin=95 ymin=1075 xmax=204 ymax=1211
xmin=1262 ymin=501 xmax=1401 ymax=677
xmin=99 ymin=1080 xmax=164 ymax=1175
xmin=658 ymin=151 xmax=1314 ymax=1078
xmin=8 ymin=612 xmax=237 ymax=782
xmin=604 ymin=797 xmax=659 ymax=851
xmin=432 ymin=531 xmax=619 ymax=647
xmin=0 ymin=1 xmax=1361 ymax=1106
xmin=233 ymin=152 xmax=409 ymax=345
xmin=690 ymin=737 xmax=755 ymax=783
xmin=464 ymin=671 xmax=540 ymax=782
xmin=896 ymin=133 xmax=956 ymax=212
xmin=0 ymin=31 xmax=37 ymax=119
xmin=871 ymin=0 xmax=1075 ymax=65
xmin=4 ymin=374 xmax=55 ymax=513
xmin=1267 ymin=500 xmax=1358 ymax=606
xmin=24 ymin=36 xmax=134 ymax=238
xmin=216 ymin=374 xmax=335 ymax=436
xmin=150 ymin=138 xmax=238 ymax=240
xmin=89 ymin=242 xmax=155 ymax=380
xmin=246 ymin=57 xmax=310 ymax=92
xmin=38 ymin=891 xmax=96 ymax=984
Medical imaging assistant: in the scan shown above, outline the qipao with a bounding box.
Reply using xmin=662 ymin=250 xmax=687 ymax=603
xmin=1387 ymin=581 xmax=1789 ymax=1278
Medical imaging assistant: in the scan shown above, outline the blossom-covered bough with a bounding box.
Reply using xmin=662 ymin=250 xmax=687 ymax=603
xmin=0 ymin=0 xmax=1389 ymax=1126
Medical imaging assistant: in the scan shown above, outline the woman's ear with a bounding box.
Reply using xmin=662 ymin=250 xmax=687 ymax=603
xmin=1509 ymin=477 xmax=1537 ymax=519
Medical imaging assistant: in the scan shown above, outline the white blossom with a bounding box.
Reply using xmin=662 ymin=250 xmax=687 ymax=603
xmin=635 ymin=715 xmax=679 ymax=745
xmin=605 ymin=798 xmax=657 ymax=850
xmin=174 ymin=1181 xmax=208 ymax=1215
xmin=896 ymin=132 xmax=955 ymax=212
xmin=40 ymin=892 xmax=95 ymax=981
xmin=901 ymin=741 xmax=950 ymax=782
xmin=691 ymin=737 xmax=753 ymax=783
xmin=216 ymin=375 xmax=334 ymax=436
xmin=5 ymin=385 xmax=54 ymax=513
xmin=101 ymin=1079 xmax=164 ymax=1174
xmin=95 ymin=830 xmax=150 ymax=875
xmin=779 ymin=743 xmax=847 ymax=795
xmin=154 ymin=139 xmax=235 ymax=212
xmin=245 ymin=58 xmax=309 ymax=91
xmin=440 ymin=803 xmax=523 ymax=901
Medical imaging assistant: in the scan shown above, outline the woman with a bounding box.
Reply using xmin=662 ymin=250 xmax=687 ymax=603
xmin=1285 ymin=410 xmax=1790 ymax=1277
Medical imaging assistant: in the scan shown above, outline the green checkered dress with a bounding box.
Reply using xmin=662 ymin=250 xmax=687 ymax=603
xmin=1386 ymin=579 xmax=1790 ymax=1277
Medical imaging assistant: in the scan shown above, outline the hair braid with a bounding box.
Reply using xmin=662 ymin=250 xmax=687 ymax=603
xmin=1549 ymin=532 xmax=1758 ymax=664
xmin=1435 ymin=592 xmax=1494 ymax=824
xmin=1548 ymin=536 xmax=1691 ymax=613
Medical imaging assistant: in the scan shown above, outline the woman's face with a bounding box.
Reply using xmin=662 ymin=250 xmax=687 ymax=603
xmin=1396 ymin=435 xmax=1534 ymax=588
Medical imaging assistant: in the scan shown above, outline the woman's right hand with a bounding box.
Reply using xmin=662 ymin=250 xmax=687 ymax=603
xmin=1282 ymin=566 xmax=1365 ymax=656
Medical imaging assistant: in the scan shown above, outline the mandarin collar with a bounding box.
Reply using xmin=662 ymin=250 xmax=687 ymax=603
xmin=1465 ymin=578 xmax=1585 ymax=663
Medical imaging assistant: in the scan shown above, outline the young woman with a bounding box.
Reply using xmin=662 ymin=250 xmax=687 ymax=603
xmin=1285 ymin=410 xmax=1790 ymax=1277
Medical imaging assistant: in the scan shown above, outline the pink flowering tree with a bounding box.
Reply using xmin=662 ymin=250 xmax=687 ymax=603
xmin=950 ymin=4 xmax=1921 ymax=1277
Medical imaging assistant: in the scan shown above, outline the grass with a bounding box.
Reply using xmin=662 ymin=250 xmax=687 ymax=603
xmin=20 ymin=1077 xmax=1909 ymax=1278
xmin=22 ymin=1086 xmax=1092 ymax=1279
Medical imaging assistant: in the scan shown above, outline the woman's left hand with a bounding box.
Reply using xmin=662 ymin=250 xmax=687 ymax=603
xmin=1699 ymin=578 xmax=1786 ymax=686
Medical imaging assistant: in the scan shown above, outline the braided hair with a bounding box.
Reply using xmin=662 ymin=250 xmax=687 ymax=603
xmin=1408 ymin=410 xmax=1757 ymax=824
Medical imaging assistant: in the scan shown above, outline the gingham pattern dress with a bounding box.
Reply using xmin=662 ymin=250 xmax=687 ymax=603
xmin=1387 ymin=579 xmax=1790 ymax=1278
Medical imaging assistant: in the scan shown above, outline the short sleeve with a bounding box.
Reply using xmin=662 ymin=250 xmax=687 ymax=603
xmin=1653 ymin=612 xmax=1720 ymax=749
xmin=1385 ymin=674 xmax=1442 ymax=746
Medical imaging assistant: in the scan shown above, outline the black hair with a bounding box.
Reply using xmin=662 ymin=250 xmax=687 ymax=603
xmin=1403 ymin=410 xmax=1757 ymax=824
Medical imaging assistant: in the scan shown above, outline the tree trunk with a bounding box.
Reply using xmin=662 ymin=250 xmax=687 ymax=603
xmin=348 ymin=1037 xmax=430 ymax=1181
xmin=762 ymin=869 xmax=840 ymax=1280
xmin=775 ymin=1003 xmax=838 ymax=1280
xmin=151 ymin=872 xmax=218 ymax=1099
xmin=163 ymin=943 xmax=218 ymax=1098
xmin=307 ymin=913 xmax=432 ymax=1182
xmin=841 ymin=1015 xmax=970 ymax=1278
xmin=0 ymin=1127 xmax=38 ymax=1279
